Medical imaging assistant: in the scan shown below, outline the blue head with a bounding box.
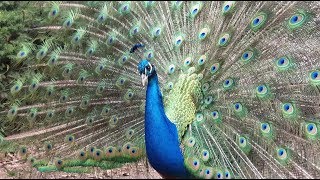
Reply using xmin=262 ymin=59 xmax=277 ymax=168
xmin=138 ymin=59 xmax=156 ymax=86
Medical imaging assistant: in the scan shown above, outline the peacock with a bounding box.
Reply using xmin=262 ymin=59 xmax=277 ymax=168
xmin=1 ymin=1 xmax=320 ymax=179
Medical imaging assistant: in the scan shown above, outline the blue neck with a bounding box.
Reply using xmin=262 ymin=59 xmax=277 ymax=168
xmin=144 ymin=72 xmax=189 ymax=179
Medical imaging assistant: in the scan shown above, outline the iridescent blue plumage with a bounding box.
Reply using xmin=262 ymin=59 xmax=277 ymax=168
xmin=138 ymin=60 xmax=190 ymax=178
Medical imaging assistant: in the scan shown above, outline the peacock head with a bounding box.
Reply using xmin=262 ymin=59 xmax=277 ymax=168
xmin=138 ymin=59 xmax=155 ymax=86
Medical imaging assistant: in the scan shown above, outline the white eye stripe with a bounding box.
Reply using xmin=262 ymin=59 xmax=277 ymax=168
xmin=148 ymin=62 xmax=153 ymax=73
xmin=144 ymin=63 xmax=153 ymax=74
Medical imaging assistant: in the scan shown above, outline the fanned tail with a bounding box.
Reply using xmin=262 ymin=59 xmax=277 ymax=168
xmin=179 ymin=1 xmax=320 ymax=179
xmin=1 ymin=1 xmax=320 ymax=179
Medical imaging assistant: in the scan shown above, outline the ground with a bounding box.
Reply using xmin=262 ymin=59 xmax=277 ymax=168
xmin=0 ymin=152 xmax=162 ymax=179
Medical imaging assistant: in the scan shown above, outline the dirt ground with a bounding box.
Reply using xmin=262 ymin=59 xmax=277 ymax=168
xmin=0 ymin=152 xmax=162 ymax=179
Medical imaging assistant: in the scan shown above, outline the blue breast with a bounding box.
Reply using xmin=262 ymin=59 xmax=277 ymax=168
xmin=144 ymin=73 xmax=190 ymax=178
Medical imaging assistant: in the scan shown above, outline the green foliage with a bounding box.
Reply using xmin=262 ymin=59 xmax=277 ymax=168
xmin=36 ymin=159 xmax=126 ymax=173
xmin=62 ymin=167 xmax=92 ymax=173
xmin=0 ymin=1 xmax=45 ymax=135
xmin=0 ymin=131 xmax=4 ymax=144
xmin=32 ymin=159 xmax=49 ymax=168
xmin=38 ymin=165 xmax=58 ymax=172
xmin=0 ymin=140 xmax=19 ymax=153
xmin=31 ymin=156 xmax=142 ymax=174
xmin=0 ymin=2 xmax=41 ymax=60
xmin=7 ymin=170 xmax=17 ymax=177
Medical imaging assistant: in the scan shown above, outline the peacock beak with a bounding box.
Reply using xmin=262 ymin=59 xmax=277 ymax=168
xmin=141 ymin=63 xmax=152 ymax=86
xmin=141 ymin=73 xmax=148 ymax=86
